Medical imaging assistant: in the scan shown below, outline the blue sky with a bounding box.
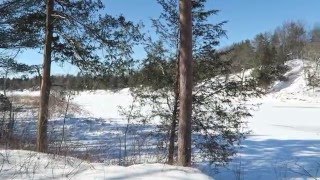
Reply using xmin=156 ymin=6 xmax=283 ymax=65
xmin=16 ymin=0 xmax=320 ymax=74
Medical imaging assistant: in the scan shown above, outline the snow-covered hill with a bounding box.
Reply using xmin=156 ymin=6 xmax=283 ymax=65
xmin=270 ymin=59 xmax=320 ymax=103
xmin=215 ymin=59 xmax=320 ymax=179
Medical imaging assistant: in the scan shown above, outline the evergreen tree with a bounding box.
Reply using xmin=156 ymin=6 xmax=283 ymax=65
xmin=178 ymin=0 xmax=193 ymax=167
xmin=0 ymin=0 xmax=142 ymax=152
xmin=221 ymin=40 xmax=256 ymax=73
xmin=129 ymin=0 xmax=261 ymax=166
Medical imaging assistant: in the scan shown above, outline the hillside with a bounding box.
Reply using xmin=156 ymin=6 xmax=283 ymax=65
xmin=215 ymin=59 xmax=320 ymax=179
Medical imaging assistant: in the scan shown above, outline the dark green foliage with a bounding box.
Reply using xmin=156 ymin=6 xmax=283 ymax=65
xmin=0 ymin=73 xmax=134 ymax=91
xmin=133 ymin=41 xmax=175 ymax=90
xmin=251 ymin=31 xmax=292 ymax=88
xmin=193 ymin=77 xmax=262 ymax=164
xmin=0 ymin=57 xmax=30 ymax=74
xmin=127 ymin=0 xmax=261 ymax=166
xmin=0 ymin=0 xmax=142 ymax=75
xmin=222 ymin=40 xmax=256 ymax=73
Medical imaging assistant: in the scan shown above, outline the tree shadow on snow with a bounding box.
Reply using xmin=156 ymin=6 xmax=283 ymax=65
xmin=12 ymin=116 xmax=165 ymax=164
xmin=211 ymin=139 xmax=320 ymax=180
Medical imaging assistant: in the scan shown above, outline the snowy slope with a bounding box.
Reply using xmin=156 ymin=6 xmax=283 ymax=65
xmin=270 ymin=59 xmax=320 ymax=104
xmin=250 ymin=60 xmax=320 ymax=140
xmin=0 ymin=150 xmax=211 ymax=180
xmin=214 ymin=59 xmax=320 ymax=180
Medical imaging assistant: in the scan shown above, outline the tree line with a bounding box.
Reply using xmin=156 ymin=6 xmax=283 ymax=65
xmin=2 ymin=21 xmax=317 ymax=91
xmin=223 ymin=21 xmax=319 ymax=87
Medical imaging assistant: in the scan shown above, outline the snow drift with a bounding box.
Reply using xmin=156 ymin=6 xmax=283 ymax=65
xmin=0 ymin=149 xmax=211 ymax=180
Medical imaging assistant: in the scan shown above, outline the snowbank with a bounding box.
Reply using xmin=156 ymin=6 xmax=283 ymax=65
xmin=0 ymin=150 xmax=212 ymax=180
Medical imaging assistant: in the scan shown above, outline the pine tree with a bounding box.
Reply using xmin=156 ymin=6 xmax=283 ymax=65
xmin=0 ymin=0 xmax=141 ymax=152
xmin=143 ymin=0 xmax=226 ymax=165
xmin=37 ymin=0 xmax=54 ymax=152
xmin=177 ymin=0 xmax=193 ymax=167
xmin=128 ymin=0 xmax=261 ymax=166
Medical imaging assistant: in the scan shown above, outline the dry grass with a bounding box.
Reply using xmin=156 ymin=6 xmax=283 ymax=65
xmin=2 ymin=91 xmax=86 ymax=153
xmin=10 ymin=95 xmax=39 ymax=108
xmin=8 ymin=92 xmax=84 ymax=119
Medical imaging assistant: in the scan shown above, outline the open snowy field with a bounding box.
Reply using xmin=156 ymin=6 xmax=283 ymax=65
xmin=2 ymin=60 xmax=320 ymax=179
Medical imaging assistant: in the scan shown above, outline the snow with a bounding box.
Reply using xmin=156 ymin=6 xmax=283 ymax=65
xmin=214 ymin=59 xmax=320 ymax=179
xmin=72 ymin=89 xmax=133 ymax=122
xmin=0 ymin=150 xmax=211 ymax=180
xmin=7 ymin=90 xmax=40 ymax=97
xmin=4 ymin=59 xmax=320 ymax=179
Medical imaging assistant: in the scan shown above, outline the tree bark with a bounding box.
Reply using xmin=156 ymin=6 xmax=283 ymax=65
xmin=35 ymin=65 xmax=42 ymax=88
xmin=178 ymin=0 xmax=193 ymax=167
xmin=168 ymin=62 xmax=179 ymax=164
xmin=3 ymin=69 xmax=8 ymax=96
xmin=37 ymin=0 xmax=54 ymax=153
xmin=168 ymin=29 xmax=181 ymax=165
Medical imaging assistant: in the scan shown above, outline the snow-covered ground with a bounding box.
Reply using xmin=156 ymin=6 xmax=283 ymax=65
xmin=214 ymin=60 xmax=320 ymax=179
xmin=3 ymin=59 xmax=320 ymax=179
xmin=0 ymin=150 xmax=210 ymax=180
xmin=72 ymin=89 xmax=133 ymax=121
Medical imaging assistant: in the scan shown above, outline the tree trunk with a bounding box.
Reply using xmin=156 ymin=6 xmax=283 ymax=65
xmin=168 ymin=57 xmax=180 ymax=165
xmin=3 ymin=69 xmax=8 ymax=96
xmin=178 ymin=0 xmax=193 ymax=167
xmin=37 ymin=0 xmax=54 ymax=153
xmin=36 ymin=65 xmax=42 ymax=88
xmin=168 ymin=80 xmax=179 ymax=164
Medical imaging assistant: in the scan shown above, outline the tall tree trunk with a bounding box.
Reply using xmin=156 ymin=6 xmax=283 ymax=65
xmin=35 ymin=65 xmax=42 ymax=88
xmin=168 ymin=26 xmax=181 ymax=165
xmin=168 ymin=59 xmax=179 ymax=164
xmin=37 ymin=0 xmax=54 ymax=153
xmin=3 ymin=69 xmax=8 ymax=96
xmin=178 ymin=0 xmax=193 ymax=167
